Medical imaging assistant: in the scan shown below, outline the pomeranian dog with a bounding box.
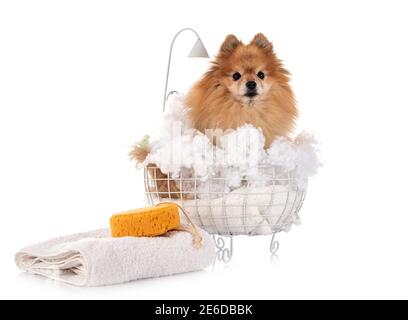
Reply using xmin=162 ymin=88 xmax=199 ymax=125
xmin=185 ymin=33 xmax=297 ymax=148
xmin=131 ymin=33 xmax=297 ymax=198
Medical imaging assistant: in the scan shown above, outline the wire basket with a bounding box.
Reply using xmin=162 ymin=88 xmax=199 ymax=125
xmin=144 ymin=165 xmax=307 ymax=237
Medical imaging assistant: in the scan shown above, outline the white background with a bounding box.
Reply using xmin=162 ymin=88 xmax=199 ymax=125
xmin=1 ymin=0 xmax=408 ymax=299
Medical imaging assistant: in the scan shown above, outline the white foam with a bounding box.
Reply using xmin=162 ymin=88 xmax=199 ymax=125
xmin=142 ymin=95 xmax=321 ymax=192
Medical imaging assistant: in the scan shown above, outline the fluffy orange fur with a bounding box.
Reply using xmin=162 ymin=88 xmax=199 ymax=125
xmin=131 ymin=33 xmax=297 ymax=198
xmin=185 ymin=33 xmax=297 ymax=148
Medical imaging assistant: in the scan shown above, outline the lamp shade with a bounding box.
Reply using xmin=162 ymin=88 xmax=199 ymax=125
xmin=188 ymin=38 xmax=210 ymax=58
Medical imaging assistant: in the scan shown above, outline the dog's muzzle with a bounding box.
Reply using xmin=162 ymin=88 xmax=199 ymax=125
xmin=244 ymin=81 xmax=258 ymax=97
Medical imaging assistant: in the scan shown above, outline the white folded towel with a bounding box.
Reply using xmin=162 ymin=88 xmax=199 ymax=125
xmin=15 ymin=228 xmax=215 ymax=286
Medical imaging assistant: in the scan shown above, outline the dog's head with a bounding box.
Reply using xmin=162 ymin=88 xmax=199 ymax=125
xmin=212 ymin=33 xmax=290 ymax=105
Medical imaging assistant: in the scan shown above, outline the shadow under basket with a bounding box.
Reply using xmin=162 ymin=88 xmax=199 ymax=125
xmin=143 ymin=165 xmax=307 ymax=262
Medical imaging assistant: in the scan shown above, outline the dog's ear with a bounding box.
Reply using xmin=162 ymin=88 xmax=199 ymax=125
xmin=220 ymin=34 xmax=242 ymax=54
xmin=250 ymin=33 xmax=273 ymax=51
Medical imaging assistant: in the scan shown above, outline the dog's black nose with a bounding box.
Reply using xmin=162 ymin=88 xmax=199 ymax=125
xmin=246 ymin=81 xmax=257 ymax=90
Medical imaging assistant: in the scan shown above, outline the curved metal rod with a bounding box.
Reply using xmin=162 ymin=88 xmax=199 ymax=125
xmin=270 ymin=233 xmax=280 ymax=256
xmin=163 ymin=28 xmax=202 ymax=112
xmin=166 ymin=90 xmax=179 ymax=100
xmin=213 ymin=235 xmax=233 ymax=263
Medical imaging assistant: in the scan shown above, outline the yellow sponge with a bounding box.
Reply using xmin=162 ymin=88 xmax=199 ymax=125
xmin=110 ymin=203 xmax=180 ymax=237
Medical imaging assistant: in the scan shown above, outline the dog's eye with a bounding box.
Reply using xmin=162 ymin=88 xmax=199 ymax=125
xmin=257 ymin=71 xmax=265 ymax=80
xmin=232 ymin=72 xmax=241 ymax=81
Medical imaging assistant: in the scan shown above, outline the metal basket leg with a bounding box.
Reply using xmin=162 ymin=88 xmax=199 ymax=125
xmin=270 ymin=233 xmax=280 ymax=262
xmin=213 ymin=235 xmax=233 ymax=263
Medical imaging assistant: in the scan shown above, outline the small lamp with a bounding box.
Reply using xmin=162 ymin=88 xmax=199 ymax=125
xmin=163 ymin=28 xmax=210 ymax=111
